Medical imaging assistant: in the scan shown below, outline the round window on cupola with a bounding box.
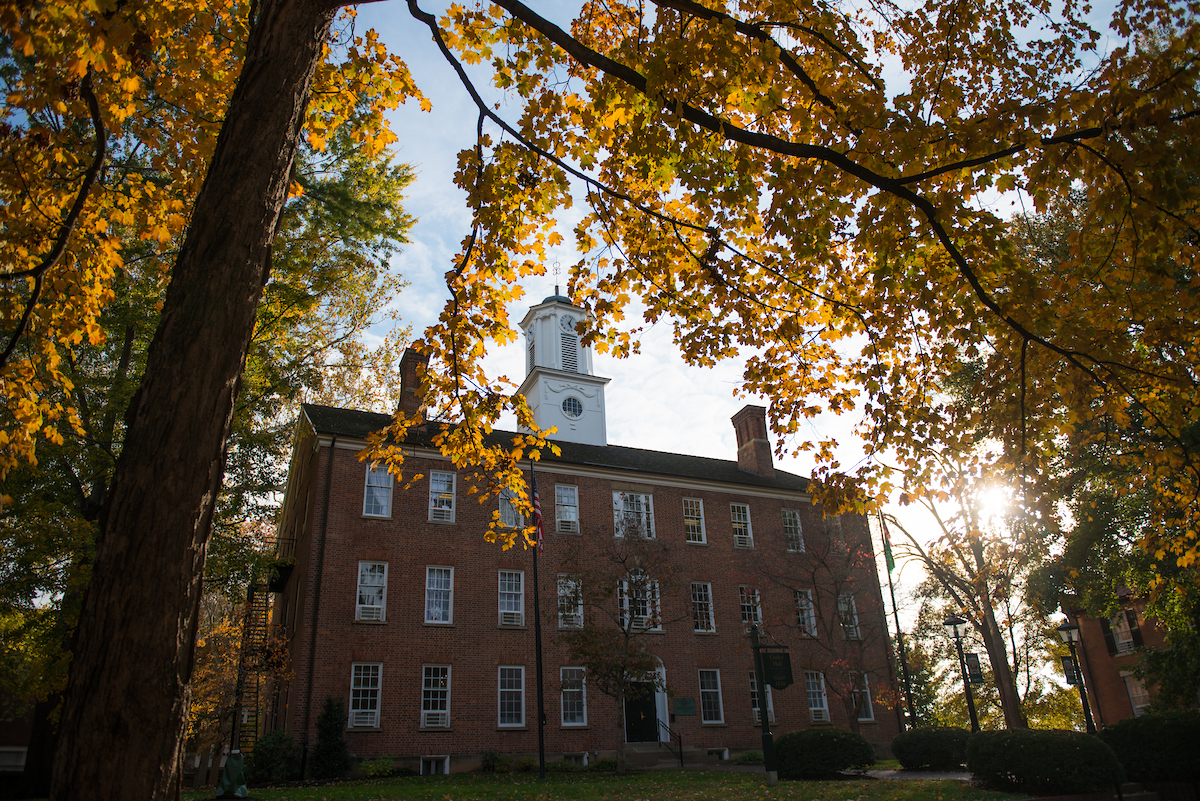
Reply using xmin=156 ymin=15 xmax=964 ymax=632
xmin=561 ymin=397 xmax=583 ymax=419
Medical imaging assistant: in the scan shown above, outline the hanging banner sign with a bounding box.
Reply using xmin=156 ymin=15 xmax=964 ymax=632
xmin=965 ymin=652 xmax=985 ymax=684
xmin=762 ymin=652 xmax=794 ymax=690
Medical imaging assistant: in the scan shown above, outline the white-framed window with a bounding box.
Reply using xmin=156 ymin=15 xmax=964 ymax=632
xmin=425 ymin=566 xmax=453 ymax=624
xmin=499 ymin=488 xmax=523 ymax=529
xmin=749 ymin=671 xmax=775 ymax=724
xmin=363 ymin=465 xmax=392 ymax=517
xmin=691 ymin=581 xmax=715 ymax=632
xmin=853 ymin=672 xmax=874 ymax=721
xmin=739 ymin=585 xmax=761 ymax=628
xmin=498 ymin=570 xmax=524 ymax=626
xmin=805 ymin=670 xmax=829 ymax=722
xmin=731 ymin=503 xmax=753 ymax=548
xmin=557 ymin=574 xmax=583 ymax=628
xmin=827 ymin=514 xmax=845 ymax=550
xmin=618 ymin=574 xmax=661 ymax=630
xmin=782 ymin=509 xmax=804 ymax=552
xmin=698 ymin=669 xmax=724 ymax=723
xmin=498 ymin=666 xmax=525 ymax=727
xmin=1122 ymin=672 xmax=1151 ymax=716
xmin=421 ymin=665 xmax=450 ymax=728
xmin=1110 ymin=613 xmax=1137 ymax=653
xmin=429 ymin=471 xmax=456 ymax=522
xmin=613 ymin=491 xmax=655 ymax=538
xmin=795 ymin=589 xmax=817 ymax=636
xmin=556 ymin=484 xmax=579 ymax=533
xmin=838 ymin=593 xmax=860 ymax=640
xmin=356 ymin=561 xmax=387 ymax=621
xmin=561 ymin=667 xmax=587 ymax=726
xmin=683 ymin=498 xmax=706 ymax=543
xmin=349 ymin=663 xmax=382 ymax=727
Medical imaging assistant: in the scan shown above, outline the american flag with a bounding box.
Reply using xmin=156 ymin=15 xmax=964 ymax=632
xmin=530 ymin=468 xmax=544 ymax=553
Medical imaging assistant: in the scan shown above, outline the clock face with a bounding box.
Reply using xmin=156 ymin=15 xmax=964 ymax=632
xmin=559 ymin=314 xmax=576 ymax=333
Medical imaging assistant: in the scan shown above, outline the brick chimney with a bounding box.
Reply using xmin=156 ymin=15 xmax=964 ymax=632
xmin=731 ymin=405 xmax=774 ymax=477
xmin=398 ymin=347 xmax=429 ymax=420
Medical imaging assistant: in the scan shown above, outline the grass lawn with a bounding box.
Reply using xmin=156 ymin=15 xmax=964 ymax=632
xmin=185 ymin=770 xmax=1020 ymax=801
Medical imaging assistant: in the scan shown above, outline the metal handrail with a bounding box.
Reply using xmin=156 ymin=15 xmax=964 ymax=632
xmin=657 ymin=719 xmax=684 ymax=768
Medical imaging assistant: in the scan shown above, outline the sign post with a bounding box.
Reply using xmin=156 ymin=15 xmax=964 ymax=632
xmin=750 ymin=625 xmax=792 ymax=786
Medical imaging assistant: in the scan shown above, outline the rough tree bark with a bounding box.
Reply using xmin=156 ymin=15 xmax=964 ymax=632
xmin=49 ymin=0 xmax=340 ymax=798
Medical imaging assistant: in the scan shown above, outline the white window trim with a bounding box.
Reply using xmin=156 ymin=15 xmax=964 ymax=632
xmin=698 ymin=669 xmax=724 ymax=724
xmin=498 ymin=569 xmax=525 ymax=627
xmin=560 ymin=666 xmax=587 ymax=727
xmin=498 ymin=665 xmax=526 ymax=727
xmin=425 ymin=565 xmax=454 ymax=625
xmin=555 ymin=484 xmax=580 ymax=533
xmin=363 ymin=465 xmax=392 ymax=518
xmin=749 ymin=671 xmax=775 ymax=725
xmin=683 ymin=497 xmax=706 ymax=544
xmin=806 ymin=670 xmax=829 ymax=722
xmin=691 ymin=581 xmax=716 ymax=632
xmin=839 ymin=593 xmax=861 ymax=640
xmin=429 ymin=470 xmax=456 ymax=523
xmin=356 ymin=561 xmax=387 ymax=622
xmin=421 ymin=755 xmax=450 ymax=775
xmin=739 ymin=585 xmax=761 ymax=628
xmin=782 ymin=508 xmax=805 ymax=552
xmin=854 ymin=672 xmax=874 ymax=721
xmin=731 ymin=503 xmax=753 ymax=548
xmin=557 ymin=574 xmax=583 ymax=628
xmin=613 ymin=491 xmax=655 ymax=539
xmin=421 ymin=664 xmax=451 ymax=729
xmin=795 ymin=589 xmax=817 ymax=637
xmin=618 ymin=576 xmax=662 ymax=631
xmin=499 ymin=488 xmax=524 ymax=529
xmin=349 ymin=662 xmax=382 ymax=728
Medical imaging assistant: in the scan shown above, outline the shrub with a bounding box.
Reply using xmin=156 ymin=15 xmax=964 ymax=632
xmin=892 ymin=727 xmax=970 ymax=770
xmin=359 ymin=756 xmax=396 ymax=778
xmin=480 ymin=751 xmax=502 ymax=773
xmin=245 ymin=729 xmax=300 ymax=785
xmin=546 ymin=759 xmax=587 ymax=773
xmin=512 ymin=756 xmax=538 ymax=772
xmin=309 ymin=697 xmax=352 ymax=779
xmin=775 ymin=728 xmax=876 ymax=779
xmin=967 ymin=729 xmax=1124 ymax=795
xmin=1099 ymin=709 xmax=1200 ymax=782
xmin=589 ymin=758 xmax=618 ymax=771
xmin=731 ymin=749 xmax=764 ymax=765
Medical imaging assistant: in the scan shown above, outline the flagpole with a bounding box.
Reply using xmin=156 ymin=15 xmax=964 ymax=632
xmin=879 ymin=512 xmax=917 ymax=727
xmin=530 ymin=463 xmax=547 ymax=779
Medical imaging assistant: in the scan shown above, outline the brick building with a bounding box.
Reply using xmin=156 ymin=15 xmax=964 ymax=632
xmin=267 ymin=294 xmax=900 ymax=772
xmin=1063 ymin=595 xmax=1168 ymax=725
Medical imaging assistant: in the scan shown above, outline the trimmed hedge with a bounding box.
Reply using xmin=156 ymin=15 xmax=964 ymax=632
xmin=775 ymin=728 xmax=876 ymax=779
xmin=1099 ymin=710 xmax=1200 ymax=782
xmin=967 ymin=729 xmax=1124 ymax=795
xmin=892 ymin=727 xmax=970 ymax=770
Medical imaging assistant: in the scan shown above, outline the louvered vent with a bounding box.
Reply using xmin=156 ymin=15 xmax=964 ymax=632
xmin=561 ymin=332 xmax=578 ymax=372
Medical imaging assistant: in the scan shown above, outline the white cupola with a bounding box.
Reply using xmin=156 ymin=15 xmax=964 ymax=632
xmin=516 ymin=293 xmax=610 ymax=446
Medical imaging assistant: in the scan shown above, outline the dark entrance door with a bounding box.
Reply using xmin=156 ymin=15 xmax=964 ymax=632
xmin=624 ymin=682 xmax=658 ymax=742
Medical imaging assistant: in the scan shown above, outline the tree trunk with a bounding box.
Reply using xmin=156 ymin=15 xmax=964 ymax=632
xmin=49 ymin=1 xmax=339 ymax=799
xmin=616 ymin=687 xmax=626 ymax=774
xmin=977 ymin=601 xmax=1029 ymax=729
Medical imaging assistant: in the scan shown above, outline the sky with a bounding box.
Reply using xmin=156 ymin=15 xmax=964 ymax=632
xmin=341 ymin=0 xmax=1064 ymax=625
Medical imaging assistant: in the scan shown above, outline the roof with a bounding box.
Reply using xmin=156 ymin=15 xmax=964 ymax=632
xmin=301 ymin=403 xmax=810 ymax=493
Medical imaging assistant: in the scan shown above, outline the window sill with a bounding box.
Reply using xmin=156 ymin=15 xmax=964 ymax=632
xmin=426 ymin=519 xmax=457 ymax=525
xmin=345 ymin=726 xmax=381 ymax=732
xmin=733 ymin=545 xmax=756 ymax=550
xmin=560 ymin=724 xmax=589 ymax=730
xmin=497 ymin=624 xmax=528 ymax=630
xmin=420 ymin=727 xmax=453 ymax=732
xmin=362 ymin=514 xmax=392 ymax=520
xmin=701 ymin=722 xmax=728 ymax=727
xmin=685 ymin=540 xmax=708 ymax=546
xmin=693 ymin=630 xmax=718 ymax=635
xmin=354 ymin=619 xmax=387 ymax=625
xmin=423 ymin=621 xmax=455 ymax=627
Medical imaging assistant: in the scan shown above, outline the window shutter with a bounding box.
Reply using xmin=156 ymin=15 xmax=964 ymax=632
xmin=1100 ymin=617 xmax=1118 ymax=656
xmin=1126 ymin=610 xmax=1144 ymax=647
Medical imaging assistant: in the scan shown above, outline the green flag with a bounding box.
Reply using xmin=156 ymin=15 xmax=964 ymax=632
xmin=881 ymin=519 xmax=896 ymax=573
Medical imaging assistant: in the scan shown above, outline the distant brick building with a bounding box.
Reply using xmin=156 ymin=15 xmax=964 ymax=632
xmin=267 ymin=294 xmax=900 ymax=773
xmin=1063 ymin=596 xmax=1168 ymax=725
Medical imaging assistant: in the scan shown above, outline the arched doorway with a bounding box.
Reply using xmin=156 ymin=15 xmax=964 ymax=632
xmin=624 ymin=660 xmax=668 ymax=743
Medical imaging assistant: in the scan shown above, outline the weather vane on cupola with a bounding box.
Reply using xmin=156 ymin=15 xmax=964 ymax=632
xmin=552 ymin=260 xmax=562 ymax=297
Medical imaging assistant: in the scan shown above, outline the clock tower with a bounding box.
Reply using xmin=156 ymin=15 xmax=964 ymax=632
xmin=517 ymin=293 xmax=610 ymax=446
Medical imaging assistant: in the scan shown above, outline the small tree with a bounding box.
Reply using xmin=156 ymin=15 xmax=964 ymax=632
xmin=308 ymin=697 xmax=351 ymax=780
xmin=557 ymin=527 xmax=684 ymax=773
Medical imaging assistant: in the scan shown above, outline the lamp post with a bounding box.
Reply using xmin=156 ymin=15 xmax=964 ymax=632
xmin=1057 ymin=621 xmax=1097 ymax=734
xmin=943 ymin=615 xmax=980 ymax=733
